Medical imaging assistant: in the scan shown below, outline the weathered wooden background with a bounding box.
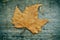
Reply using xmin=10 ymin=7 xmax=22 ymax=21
xmin=0 ymin=0 xmax=60 ymax=40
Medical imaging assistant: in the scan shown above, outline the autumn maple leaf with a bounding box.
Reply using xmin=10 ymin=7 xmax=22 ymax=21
xmin=12 ymin=4 xmax=48 ymax=34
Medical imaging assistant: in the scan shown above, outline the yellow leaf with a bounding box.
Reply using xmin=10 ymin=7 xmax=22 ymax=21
xmin=12 ymin=4 xmax=48 ymax=34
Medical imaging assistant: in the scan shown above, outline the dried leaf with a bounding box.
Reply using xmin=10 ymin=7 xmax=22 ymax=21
xmin=12 ymin=4 xmax=48 ymax=34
